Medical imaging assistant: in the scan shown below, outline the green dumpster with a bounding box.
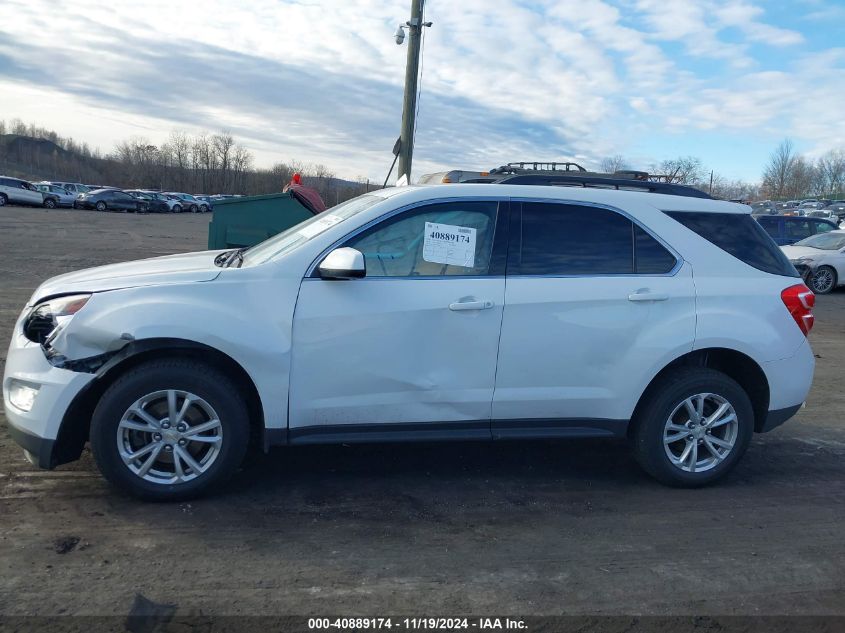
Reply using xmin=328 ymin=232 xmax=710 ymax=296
xmin=207 ymin=192 xmax=317 ymax=250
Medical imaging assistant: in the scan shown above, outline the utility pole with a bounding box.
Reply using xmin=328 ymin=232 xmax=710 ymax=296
xmin=396 ymin=0 xmax=430 ymax=184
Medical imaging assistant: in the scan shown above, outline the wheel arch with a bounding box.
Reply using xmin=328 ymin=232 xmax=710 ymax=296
xmin=630 ymin=347 xmax=770 ymax=437
xmin=53 ymin=338 xmax=266 ymax=467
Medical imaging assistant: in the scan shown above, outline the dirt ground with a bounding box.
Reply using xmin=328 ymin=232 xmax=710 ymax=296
xmin=0 ymin=205 xmax=843 ymax=617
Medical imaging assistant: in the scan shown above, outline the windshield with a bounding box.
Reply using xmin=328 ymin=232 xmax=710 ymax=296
xmin=794 ymin=232 xmax=845 ymax=250
xmin=242 ymin=194 xmax=384 ymax=266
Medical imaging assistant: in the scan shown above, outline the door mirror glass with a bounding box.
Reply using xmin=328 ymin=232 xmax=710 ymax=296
xmin=319 ymin=247 xmax=366 ymax=279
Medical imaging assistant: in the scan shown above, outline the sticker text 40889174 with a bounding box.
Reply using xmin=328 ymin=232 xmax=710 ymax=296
xmin=423 ymin=222 xmax=477 ymax=268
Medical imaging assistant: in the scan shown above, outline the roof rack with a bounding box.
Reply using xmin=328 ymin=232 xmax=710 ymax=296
xmin=489 ymin=161 xmax=587 ymax=175
xmin=496 ymin=174 xmax=712 ymax=199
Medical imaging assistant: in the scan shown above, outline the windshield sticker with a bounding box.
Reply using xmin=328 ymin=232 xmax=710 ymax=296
xmin=423 ymin=222 xmax=477 ymax=268
xmin=298 ymin=214 xmax=343 ymax=239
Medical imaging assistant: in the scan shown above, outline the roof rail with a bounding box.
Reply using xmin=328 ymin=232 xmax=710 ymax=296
xmin=496 ymin=174 xmax=713 ymax=199
xmin=489 ymin=161 xmax=587 ymax=174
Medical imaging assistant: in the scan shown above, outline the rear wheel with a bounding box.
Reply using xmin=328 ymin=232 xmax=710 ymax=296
xmin=189 ymin=204 xmax=198 ymax=213
xmin=0 ymin=194 xmax=7 ymax=207
xmin=630 ymin=368 xmax=754 ymax=487
xmin=43 ymin=198 xmax=57 ymax=209
xmin=90 ymin=359 xmax=250 ymax=500
xmin=809 ymin=266 xmax=837 ymax=294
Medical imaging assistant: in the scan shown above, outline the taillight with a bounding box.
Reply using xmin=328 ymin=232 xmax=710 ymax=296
xmin=781 ymin=284 xmax=815 ymax=336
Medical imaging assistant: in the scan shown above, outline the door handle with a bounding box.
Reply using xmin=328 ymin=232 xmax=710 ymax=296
xmin=449 ymin=299 xmax=494 ymax=311
xmin=628 ymin=291 xmax=670 ymax=302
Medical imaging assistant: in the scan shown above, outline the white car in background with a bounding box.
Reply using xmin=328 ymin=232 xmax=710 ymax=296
xmin=36 ymin=183 xmax=76 ymax=207
xmin=50 ymin=182 xmax=91 ymax=195
xmin=782 ymin=230 xmax=845 ymax=294
xmin=0 ymin=176 xmax=46 ymax=207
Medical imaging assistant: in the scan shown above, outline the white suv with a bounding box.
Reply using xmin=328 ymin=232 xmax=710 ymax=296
xmin=2 ymin=184 xmax=815 ymax=499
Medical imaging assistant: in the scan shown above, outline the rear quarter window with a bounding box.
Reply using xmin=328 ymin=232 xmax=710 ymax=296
xmin=666 ymin=211 xmax=798 ymax=278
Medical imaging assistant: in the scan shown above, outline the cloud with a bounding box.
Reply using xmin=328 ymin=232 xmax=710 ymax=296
xmin=0 ymin=0 xmax=842 ymax=182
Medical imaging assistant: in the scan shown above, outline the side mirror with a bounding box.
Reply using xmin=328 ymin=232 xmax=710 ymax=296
xmin=318 ymin=247 xmax=366 ymax=280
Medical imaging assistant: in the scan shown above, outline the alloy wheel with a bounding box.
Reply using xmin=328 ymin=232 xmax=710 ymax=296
xmin=811 ymin=268 xmax=835 ymax=294
xmin=116 ymin=389 xmax=223 ymax=484
xmin=663 ymin=393 xmax=738 ymax=473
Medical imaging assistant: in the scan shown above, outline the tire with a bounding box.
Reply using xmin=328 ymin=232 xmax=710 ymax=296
xmin=43 ymin=198 xmax=57 ymax=209
xmin=809 ymin=266 xmax=837 ymax=295
xmin=0 ymin=194 xmax=7 ymax=207
xmin=630 ymin=368 xmax=754 ymax=487
xmin=200 ymin=204 xmax=209 ymax=213
xmin=90 ymin=359 xmax=250 ymax=501
xmin=95 ymin=201 xmax=107 ymax=212
xmin=173 ymin=204 xmax=182 ymax=213
xmin=190 ymin=204 xmax=198 ymax=213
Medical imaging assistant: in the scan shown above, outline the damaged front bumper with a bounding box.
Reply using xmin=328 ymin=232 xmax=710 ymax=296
xmin=2 ymin=326 xmax=97 ymax=468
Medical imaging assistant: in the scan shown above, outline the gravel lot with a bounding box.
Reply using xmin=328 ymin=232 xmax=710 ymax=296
xmin=0 ymin=205 xmax=843 ymax=617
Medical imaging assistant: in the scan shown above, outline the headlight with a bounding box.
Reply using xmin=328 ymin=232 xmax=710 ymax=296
xmin=797 ymin=256 xmax=815 ymax=263
xmin=22 ymin=294 xmax=91 ymax=344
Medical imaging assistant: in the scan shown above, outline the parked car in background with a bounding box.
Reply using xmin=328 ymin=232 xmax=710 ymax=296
xmin=751 ymin=201 xmax=777 ymax=215
xmin=806 ymin=209 xmax=838 ymax=222
xmin=35 ymin=183 xmax=75 ymax=207
xmin=824 ymin=200 xmax=845 ymax=222
xmin=139 ymin=191 xmax=183 ymax=212
xmin=755 ymin=215 xmax=838 ymax=245
xmin=75 ymin=189 xmax=149 ymax=213
xmin=194 ymin=195 xmax=214 ymax=211
xmin=125 ymin=190 xmax=171 ymax=213
xmin=50 ymin=182 xmax=91 ymax=195
xmin=164 ymin=192 xmax=203 ymax=213
xmin=782 ymin=230 xmax=845 ymax=294
xmin=0 ymin=176 xmax=47 ymax=207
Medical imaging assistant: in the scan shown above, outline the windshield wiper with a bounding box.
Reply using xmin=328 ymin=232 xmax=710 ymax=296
xmin=224 ymin=247 xmax=247 ymax=268
xmin=214 ymin=247 xmax=247 ymax=268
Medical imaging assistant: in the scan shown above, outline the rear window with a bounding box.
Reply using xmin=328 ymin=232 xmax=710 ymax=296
xmin=666 ymin=211 xmax=797 ymax=277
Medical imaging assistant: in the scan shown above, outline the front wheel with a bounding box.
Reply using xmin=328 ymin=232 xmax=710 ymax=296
xmin=43 ymin=198 xmax=57 ymax=209
xmin=0 ymin=194 xmax=7 ymax=207
xmin=809 ymin=266 xmax=837 ymax=294
xmin=90 ymin=359 xmax=250 ymax=500
xmin=630 ymin=368 xmax=754 ymax=487
xmin=200 ymin=204 xmax=209 ymax=213
xmin=95 ymin=201 xmax=107 ymax=212
xmin=172 ymin=204 xmax=182 ymax=213
xmin=190 ymin=204 xmax=198 ymax=213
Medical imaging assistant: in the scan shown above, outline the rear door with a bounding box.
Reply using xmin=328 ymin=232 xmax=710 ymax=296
xmin=492 ymin=200 xmax=697 ymax=437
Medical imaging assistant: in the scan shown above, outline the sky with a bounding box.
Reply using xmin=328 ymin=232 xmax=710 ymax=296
xmin=1 ymin=0 xmax=844 ymax=183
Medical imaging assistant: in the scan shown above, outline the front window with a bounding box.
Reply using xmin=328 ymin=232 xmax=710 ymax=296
xmin=344 ymin=201 xmax=500 ymax=277
xmin=794 ymin=232 xmax=845 ymax=250
xmin=242 ymin=194 xmax=383 ymax=266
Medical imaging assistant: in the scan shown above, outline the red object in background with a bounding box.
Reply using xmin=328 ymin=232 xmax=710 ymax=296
xmin=282 ymin=172 xmax=326 ymax=213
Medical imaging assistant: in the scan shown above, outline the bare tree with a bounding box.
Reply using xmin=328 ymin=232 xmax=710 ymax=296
xmin=655 ymin=156 xmax=704 ymax=184
xmin=762 ymin=139 xmax=799 ymax=199
xmin=599 ymin=155 xmax=629 ymax=174
xmin=815 ymin=150 xmax=845 ymax=197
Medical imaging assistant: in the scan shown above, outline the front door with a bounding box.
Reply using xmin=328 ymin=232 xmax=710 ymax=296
xmin=492 ymin=201 xmax=697 ymax=438
xmin=289 ymin=199 xmax=508 ymax=443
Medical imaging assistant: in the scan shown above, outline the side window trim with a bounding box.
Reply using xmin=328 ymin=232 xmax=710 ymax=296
xmin=305 ymin=196 xmax=511 ymax=279
xmin=506 ymin=199 xmax=681 ymax=278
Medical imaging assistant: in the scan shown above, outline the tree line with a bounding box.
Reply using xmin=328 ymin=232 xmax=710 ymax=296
xmin=4 ymin=117 xmax=843 ymax=204
xmin=0 ymin=119 xmax=372 ymax=205
xmin=760 ymin=139 xmax=844 ymax=200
